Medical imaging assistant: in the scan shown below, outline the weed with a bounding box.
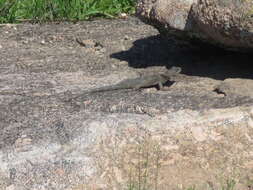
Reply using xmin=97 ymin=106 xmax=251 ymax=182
xmin=186 ymin=186 xmax=196 ymax=190
xmin=221 ymin=179 xmax=236 ymax=190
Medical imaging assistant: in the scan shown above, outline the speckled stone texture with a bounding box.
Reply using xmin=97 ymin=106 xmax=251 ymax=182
xmin=136 ymin=0 xmax=253 ymax=51
xmin=192 ymin=0 xmax=253 ymax=51
xmin=1 ymin=17 xmax=253 ymax=190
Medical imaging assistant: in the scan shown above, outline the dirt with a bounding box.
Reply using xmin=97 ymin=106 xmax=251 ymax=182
xmin=0 ymin=16 xmax=253 ymax=190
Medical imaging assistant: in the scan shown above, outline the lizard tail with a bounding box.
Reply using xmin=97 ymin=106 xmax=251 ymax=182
xmin=89 ymin=85 xmax=121 ymax=93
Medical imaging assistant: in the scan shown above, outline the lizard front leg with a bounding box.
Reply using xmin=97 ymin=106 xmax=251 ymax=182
xmin=157 ymin=82 xmax=164 ymax=90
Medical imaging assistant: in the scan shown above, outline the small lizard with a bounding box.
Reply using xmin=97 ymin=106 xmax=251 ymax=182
xmin=69 ymin=66 xmax=181 ymax=101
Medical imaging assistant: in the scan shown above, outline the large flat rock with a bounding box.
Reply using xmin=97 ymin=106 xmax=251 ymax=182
xmin=1 ymin=17 xmax=253 ymax=189
xmin=1 ymin=108 xmax=253 ymax=190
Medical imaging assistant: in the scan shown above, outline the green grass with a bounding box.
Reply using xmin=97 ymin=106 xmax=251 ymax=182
xmin=0 ymin=0 xmax=136 ymax=23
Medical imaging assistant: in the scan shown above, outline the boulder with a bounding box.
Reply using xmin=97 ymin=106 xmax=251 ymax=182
xmin=136 ymin=0 xmax=253 ymax=51
xmin=136 ymin=0 xmax=198 ymax=45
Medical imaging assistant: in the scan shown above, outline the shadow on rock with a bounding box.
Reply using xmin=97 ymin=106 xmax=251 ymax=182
xmin=111 ymin=35 xmax=253 ymax=80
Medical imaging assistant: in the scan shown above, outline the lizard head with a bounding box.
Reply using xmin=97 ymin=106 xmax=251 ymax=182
xmin=168 ymin=66 xmax=182 ymax=74
xmin=160 ymin=66 xmax=182 ymax=79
